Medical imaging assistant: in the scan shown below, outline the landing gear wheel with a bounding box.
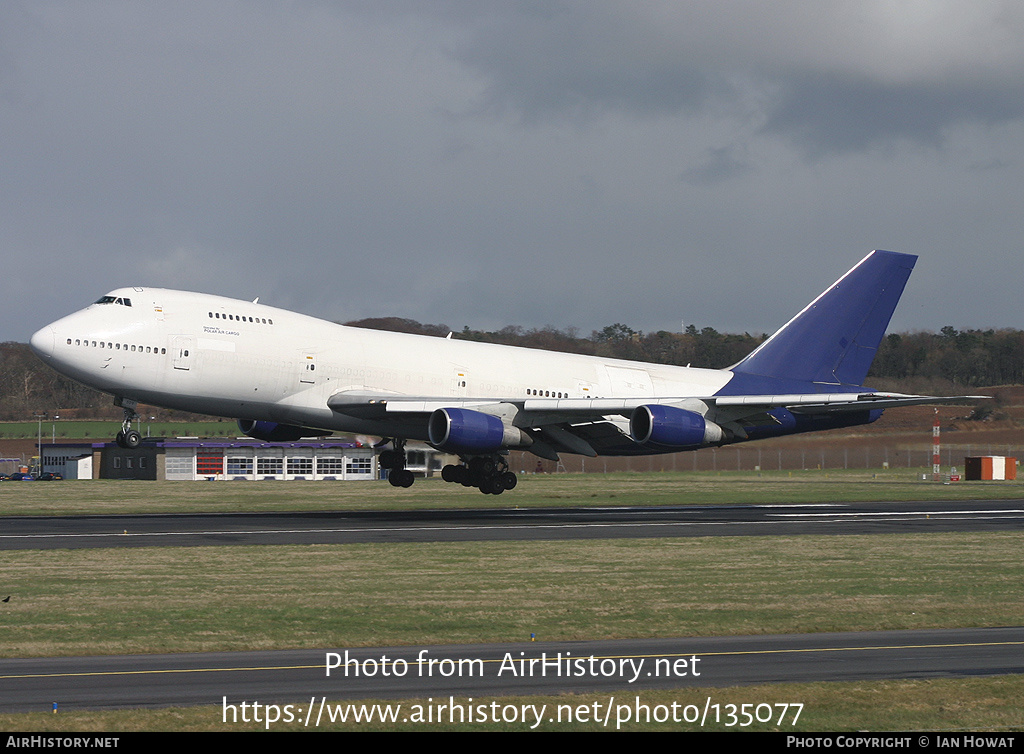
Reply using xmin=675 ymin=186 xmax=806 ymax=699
xmin=388 ymin=469 xmax=414 ymax=488
xmin=441 ymin=464 xmax=466 ymax=483
xmin=116 ymin=404 xmax=141 ymax=448
xmin=469 ymin=456 xmax=496 ymax=476
xmin=381 ymin=439 xmax=415 ymax=488
xmin=499 ymin=471 xmax=518 ymax=490
xmin=480 ymin=475 xmax=505 ymax=495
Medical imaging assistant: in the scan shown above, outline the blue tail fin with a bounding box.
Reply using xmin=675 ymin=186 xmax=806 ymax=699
xmin=731 ymin=250 xmax=916 ymax=387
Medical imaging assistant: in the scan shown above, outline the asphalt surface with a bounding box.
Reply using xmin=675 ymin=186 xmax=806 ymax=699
xmin=2 ymin=627 xmax=1022 ymax=714
xmin=2 ymin=498 xmax=1023 ymax=550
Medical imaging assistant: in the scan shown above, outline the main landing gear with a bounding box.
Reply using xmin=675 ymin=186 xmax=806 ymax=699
xmin=441 ymin=455 xmax=518 ymax=495
xmin=115 ymin=407 xmax=142 ymax=449
xmin=378 ymin=441 xmax=518 ymax=494
xmin=380 ymin=439 xmax=415 ymax=488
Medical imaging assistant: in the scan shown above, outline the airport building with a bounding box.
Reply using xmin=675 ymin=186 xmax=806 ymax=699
xmin=40 ymin=439 xmax=397 ymax=481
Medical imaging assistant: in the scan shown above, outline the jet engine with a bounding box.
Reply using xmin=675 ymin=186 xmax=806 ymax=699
xmin=237 ymin=419 xmax=331 ymax=442
xmin=428 ymin=408 xmax=531 ymax=453
xmin=629 ymin=404 xmax=724 ymax=449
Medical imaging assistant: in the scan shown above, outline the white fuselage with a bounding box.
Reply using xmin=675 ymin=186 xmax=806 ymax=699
xmin=31 ymin=287 xmax=733 ymax=440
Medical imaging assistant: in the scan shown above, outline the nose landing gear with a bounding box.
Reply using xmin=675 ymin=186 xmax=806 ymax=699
xmin=115 ymin=405 xmax=142 ymax=449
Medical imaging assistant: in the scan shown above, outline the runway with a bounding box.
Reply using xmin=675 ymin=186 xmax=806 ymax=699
xmin=3 ymin=500 xmax=1021 ymax=717
xmin=2 ymin=498 xmax=1023 ymax=550
xmin=1 ymin=627 xmax=1021 ymax=714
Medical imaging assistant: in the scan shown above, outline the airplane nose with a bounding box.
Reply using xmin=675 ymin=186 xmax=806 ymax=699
xmin=30 ymin=325 xmax=55 ymax=359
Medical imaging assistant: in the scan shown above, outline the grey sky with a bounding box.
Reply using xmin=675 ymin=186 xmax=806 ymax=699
xmin=4 ymin=1 xmax=1023 ymax=342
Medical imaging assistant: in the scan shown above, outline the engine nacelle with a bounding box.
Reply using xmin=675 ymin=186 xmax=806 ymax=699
xmin=629 ymin=405 xmax=724 ymax=449
xmin=237 ymin=419 xmax=330 ymax=442
xmin=428 ymin=408 xmax=531 ymax=453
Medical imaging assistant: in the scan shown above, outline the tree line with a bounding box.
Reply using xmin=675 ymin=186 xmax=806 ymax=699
xmin=2 ymin=323 xmax=1020 ymax=420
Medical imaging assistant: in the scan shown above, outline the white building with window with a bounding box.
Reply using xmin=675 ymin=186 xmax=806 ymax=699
xmin=42 ymin=439 xmax=380 ymax=481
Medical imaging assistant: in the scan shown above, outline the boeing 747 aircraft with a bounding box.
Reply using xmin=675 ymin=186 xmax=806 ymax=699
xmin=30 ymin=250 xmax=976 ymax=494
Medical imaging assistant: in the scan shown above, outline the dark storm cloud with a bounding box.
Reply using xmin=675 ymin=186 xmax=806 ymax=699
xmin=760 ymin=73 xmax=1024 ymax=155
xmin=680 ymin=146 xmax=753 ymax=186
xmin=446 ymin=2 xmax=719 ymax=120
xmin=4 ymin=2 xmax=1024 ymax=343
xmin=439 ymin=2 xmax=1024 ymax=153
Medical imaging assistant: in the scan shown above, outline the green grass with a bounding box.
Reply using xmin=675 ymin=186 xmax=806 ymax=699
xmin=1 ymin=469 xmax=1023 ymax=516
xmin=0 ymin=420 xmax=241 ymax=440
xmin=1 ymin=532 xmax=1021 ymax=657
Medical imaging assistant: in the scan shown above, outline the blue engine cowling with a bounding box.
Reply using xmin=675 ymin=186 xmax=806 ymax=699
xmin=237 ymin=420 xmax=330 ymax=442
xmin=428 ymin=408 xmax=525 ymax=453
xmin=629 ymin=405 xmax=721 ymax=449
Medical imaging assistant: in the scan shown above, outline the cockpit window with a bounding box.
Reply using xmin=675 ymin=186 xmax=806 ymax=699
xmin=94 ymin=296 xmax=132 ymax=307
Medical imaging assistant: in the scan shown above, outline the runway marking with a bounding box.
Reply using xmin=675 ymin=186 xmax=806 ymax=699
xmin=2 ymin=513 xmax=1022 ymax=542
xmin=772 ymin=509 xmax=1024 ymax=517
xmin=4 ymin=639 xmax=1023 ymax=680
xmin=0 ymin=522 xmax=842 ymax=541
xmin=2 ymin=504 xmax=1021 ymax=545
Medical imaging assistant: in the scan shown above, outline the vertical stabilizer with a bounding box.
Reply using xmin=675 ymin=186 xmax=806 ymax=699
xmin=731 ymin=250 xmax=916 ymax=386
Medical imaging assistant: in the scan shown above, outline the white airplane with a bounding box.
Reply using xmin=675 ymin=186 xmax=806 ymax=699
xmin=30 ymin=250 xmax=977 ymax=494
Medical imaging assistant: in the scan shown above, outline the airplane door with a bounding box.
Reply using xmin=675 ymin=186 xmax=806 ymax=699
xmin=171 ymin=336 xmax=194 ymax=371
xmin=451 ymin=366 xmax=468 ymax=395
xmin=300 ymin=353 xmax=317 ymax=384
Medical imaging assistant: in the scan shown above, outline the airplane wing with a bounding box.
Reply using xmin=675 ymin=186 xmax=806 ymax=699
xmin=327 ymin=389 xmax=985 ymax=458
xmin=329 ymin=389 xmax=983 ymax=417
